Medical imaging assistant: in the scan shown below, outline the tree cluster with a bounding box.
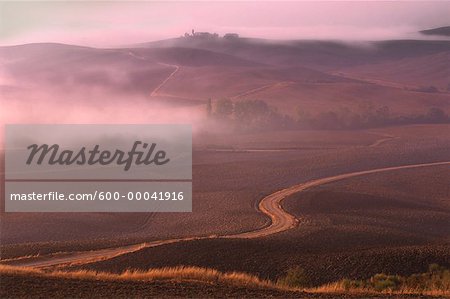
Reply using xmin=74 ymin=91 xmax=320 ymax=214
xmin=206 ymin=98 xmax=450 ymax=131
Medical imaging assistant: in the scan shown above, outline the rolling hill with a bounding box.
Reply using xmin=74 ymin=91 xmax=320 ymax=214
xmin=420 ymin=26 xmax=450 ymax=37
xmin=1 ymin=36 xmax=449 ymax=116
xmin=335 ymin=51 xmax=449 ymax=91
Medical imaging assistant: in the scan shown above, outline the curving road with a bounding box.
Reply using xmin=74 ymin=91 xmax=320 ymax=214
xmin=150 ymin=63 xmax=180 ymax=97
xmin=126 ymin=51 xmax=179 ymax=97
xmin=368 ymin=132 xmax=399 ymax=148
xmin=226 ymin=160 xmax=450 ymax=238
xmin=3 ymin=161 xmax=449 ymax=268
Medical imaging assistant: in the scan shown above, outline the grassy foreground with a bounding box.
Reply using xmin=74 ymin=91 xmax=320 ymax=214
xmin=297 ymin=264 xmax=450 ymax=297
xmin=0 ymin=265 xmax=274 ymax=288
xmin=0 ymin=264 xmax=448 ymax=298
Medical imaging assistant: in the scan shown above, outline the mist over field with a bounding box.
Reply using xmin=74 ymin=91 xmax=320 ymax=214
xmin=1 ymin=34 xmax=449 ymax=140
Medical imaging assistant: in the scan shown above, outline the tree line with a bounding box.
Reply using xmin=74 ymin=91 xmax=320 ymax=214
xmin=206 ymin=98 xmax=450 ymax=131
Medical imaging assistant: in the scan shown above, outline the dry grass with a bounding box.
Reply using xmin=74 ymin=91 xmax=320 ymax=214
xmin=307 ymin=281 xmax=449 ymax=297
xmin=2 ymin=264 xmax=449 ymax=297
xmin=0 ymin=265 xmax=277 ymax=289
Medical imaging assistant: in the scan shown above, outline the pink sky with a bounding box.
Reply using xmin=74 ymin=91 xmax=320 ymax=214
xmin=1 ymin=1 xmax=449 ymax=46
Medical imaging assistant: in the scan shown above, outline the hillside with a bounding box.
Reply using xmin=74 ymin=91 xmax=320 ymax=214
xmin=420 ymin=26 xmax=450 ymax=37
xmin=335 ymin=52 xmax=449 ymax=91
xmin=0 ymin=43 xmax=171 ymax=96
xmin=2 ymin=39 xmax=449 ymax=115
xmin=2 ymin=44 xmax=450 ymax=126
xmin=138 ymin=37 xmax=450 ymax=70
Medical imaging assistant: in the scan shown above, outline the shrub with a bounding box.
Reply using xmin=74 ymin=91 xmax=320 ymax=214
xmin=320 ymin=264 xmax=450 ymax=294
xmin=342 ymin=278 xmax=364 ymax=290
xmin=370 ymin=273 xmax=401 ymax=291
xmin=277 ymin=266 xmax=310 ymax=288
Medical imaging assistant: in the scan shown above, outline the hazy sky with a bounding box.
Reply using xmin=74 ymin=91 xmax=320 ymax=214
xmin=1 ymin=1 xmax=449 ymax=46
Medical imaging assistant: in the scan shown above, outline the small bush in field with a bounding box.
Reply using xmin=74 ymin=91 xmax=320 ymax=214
xmin=370 ymin=273 xmax=401 ymax=291
xmin=324 ymin=264 xmax=450 ymax=294
xmin=342 ymin=278 xmax=364 ymax=290
xmin=277 ymin=266 xmax=310 ymax=288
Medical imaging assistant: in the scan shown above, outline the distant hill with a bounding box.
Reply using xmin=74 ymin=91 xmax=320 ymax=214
xmin=129 ymin=47 xmax=261 ymax=67
xmin=336 ymin=51 xmax=450 ymax=91
xmin=0 ymin=43 xmax=174 ymax=96
xmin=420 ymin=26 xmax=450 ymax=37
xmin=1 ymin=38 xmax=449 ymax=116
xmin=138 ymin=37 xmax=450 ymax=71
xmin=0 ymin=43 xmax=258 ymax=99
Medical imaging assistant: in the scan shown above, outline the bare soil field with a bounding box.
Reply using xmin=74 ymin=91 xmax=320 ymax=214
xmin=71 ymin=163 xmax=449 ymax=289
xmin=148 ymin=64 xmax=450 ymax=115
xmin=1 ymin=18 xmax=449 ymax=298
xmin=251 ymin=81 xmax=450 ymax=116
xmin=335 ymin=52 xmax=449 ymax=91
xmin=2 ymin=125 xmax=450 ymax=260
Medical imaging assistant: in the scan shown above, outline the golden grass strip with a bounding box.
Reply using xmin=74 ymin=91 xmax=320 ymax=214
xmin=2 ymin=265 xmax=448 ymax=297
xmin=306 ymin=281 xmax=450 ymax=297
xmin=0 ymin=265 xmax=278 ymax=289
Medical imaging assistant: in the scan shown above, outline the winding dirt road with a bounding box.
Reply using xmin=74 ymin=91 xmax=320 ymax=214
xmin=368 ymin=132 xmax=399 ymax=148
xmin=150 ymin=63 xmax=179 ymax=97
xmin=227 ymin=160 xmax=450 ymax=238
xmin=126 ymin=51 xmax=179 ymax=97
xmin=3 ymin=161 xmax=449 ymax=268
